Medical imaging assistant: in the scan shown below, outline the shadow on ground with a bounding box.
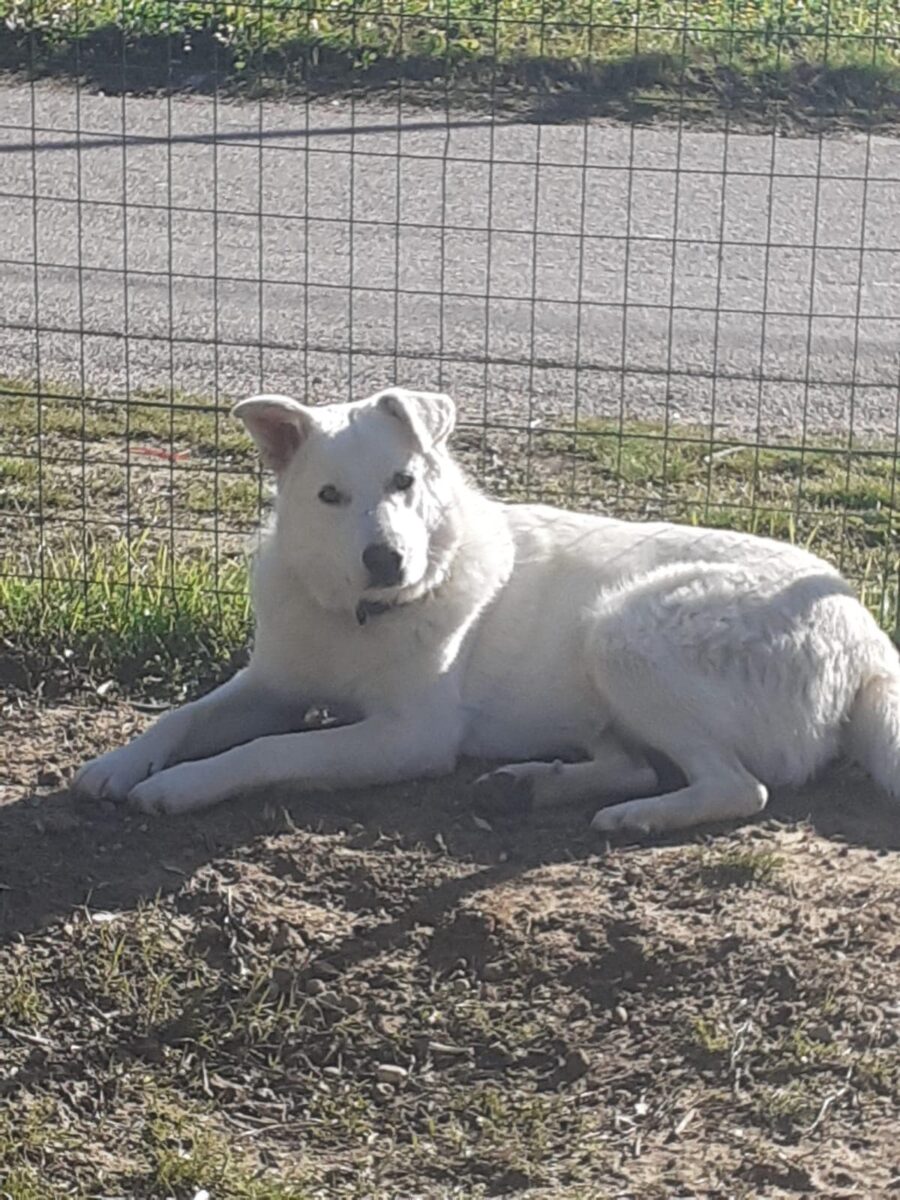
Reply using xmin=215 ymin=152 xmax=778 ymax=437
xmin=2 ymin=698 xmax=897 ymax=943
xmin=2 ymin=26 xmax=900 ymax=133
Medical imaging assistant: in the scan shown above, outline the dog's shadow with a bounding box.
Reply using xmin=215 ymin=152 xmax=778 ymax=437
xmin=1 ymin=757 xmax=898 ymax=946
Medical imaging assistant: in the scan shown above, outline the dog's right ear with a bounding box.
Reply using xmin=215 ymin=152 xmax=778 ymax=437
xmin=232 ymin=394 xmax=314 ymax=473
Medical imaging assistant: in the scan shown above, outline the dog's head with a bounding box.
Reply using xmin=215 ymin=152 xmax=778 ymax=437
xmin=233 ymin=387 xmax=464 ymax=615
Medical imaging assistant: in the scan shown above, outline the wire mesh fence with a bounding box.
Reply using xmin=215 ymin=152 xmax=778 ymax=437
xmin=1 ymin=0 xmax=899 ymax=691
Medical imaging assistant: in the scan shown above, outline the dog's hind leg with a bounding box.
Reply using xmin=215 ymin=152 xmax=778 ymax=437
xmin=583 ymin=595 xmax=770 ymax=835
xmin=591 ymin=752 xmax=768 ymax=836
xmin=474 ymin=731 xmax=658 ymax=814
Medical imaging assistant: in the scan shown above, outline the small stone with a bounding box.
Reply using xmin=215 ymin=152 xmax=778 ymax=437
xmin=376 ymin=1063 xmax=408 ymax=1085
xmin=614 ymin=1006 xmax=629 ymax=1025
xmin=481 ymin=962 xmax=504 ymax=983
xmin=37 ymin=768 xmax=61 ymax=788
xmin=305 ymin=978 xmax=326 ymax=997
xmin=428 ymin=1041 xmax=470 ymax=1058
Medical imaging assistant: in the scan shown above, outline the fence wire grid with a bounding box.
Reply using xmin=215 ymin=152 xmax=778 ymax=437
xmin=2 ymin=0 xmax=900 ymax=688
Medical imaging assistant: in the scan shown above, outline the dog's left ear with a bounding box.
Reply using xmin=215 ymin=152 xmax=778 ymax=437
xmin=376 ymin=388 xmax=456 ymax=453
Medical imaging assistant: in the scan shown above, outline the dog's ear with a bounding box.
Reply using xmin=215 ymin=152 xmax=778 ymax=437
xmin=376 ymin=388 xmax=456 ymax=453
xmin=232 ymin=394 xmax=314 ymax=473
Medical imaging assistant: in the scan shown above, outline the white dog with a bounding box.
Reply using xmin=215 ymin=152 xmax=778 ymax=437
xmin=74 ymin=388 xmax=900 ymax=835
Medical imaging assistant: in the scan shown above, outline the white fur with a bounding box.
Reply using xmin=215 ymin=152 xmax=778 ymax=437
xmin=74 ymin=388 xmax=900 ymax=835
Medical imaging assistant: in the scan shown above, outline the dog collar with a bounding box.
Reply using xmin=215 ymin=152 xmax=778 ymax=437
xmin=355 ymin=598 xmax=393 ymax=625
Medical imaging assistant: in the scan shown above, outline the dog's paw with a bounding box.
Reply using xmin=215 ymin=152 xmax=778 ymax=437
xmin=128 ymin=762 xmax=213 ymax=816
xmin=590 ymin=800 xmax=655 ymax=838
xmin=73 ymin=743 xmax=166 ymax=803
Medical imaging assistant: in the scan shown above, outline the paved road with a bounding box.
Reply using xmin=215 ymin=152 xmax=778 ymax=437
xmin=2 ymin=79 xmax=900 ymax=438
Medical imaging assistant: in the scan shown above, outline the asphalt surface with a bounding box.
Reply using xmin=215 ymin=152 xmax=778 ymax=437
xmin=2 ymin=78 xmax=900 ymax=438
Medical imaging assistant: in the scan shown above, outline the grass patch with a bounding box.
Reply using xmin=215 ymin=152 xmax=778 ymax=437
xmin=186 ymin=475 xmax=269 ymax=522
xmin=0 ymin=1102 xmax=80 ymax=1200
xmin=697 ymin=845 xmax=784 ymax=889
xmin=689 ymin=1015 xmax=732 ymax=1058
xmin=683 ymin=1005 xmax=892 ymax=1139
xmin=0 ymin=456 xmax=70 ymax=514
xmin=2 ymin=380 xmax=254 ymax=459
xmin=0 ymin=533 xmax=251 ymax=698
xmin=1 ymin=0 xmax=899 ymax=122
xmin=142 ymin=1095 xmax=315 ymax=1200
xmin=751 ymin=1079 xmax=822 ymax=1132
xmin=0 ymin=956 xmax=48 ymax=1028
xmin=0 ymin=1085 xmax=315 ymax=1199
xmin=444 ymin=1086 xmax=576 ymax=1187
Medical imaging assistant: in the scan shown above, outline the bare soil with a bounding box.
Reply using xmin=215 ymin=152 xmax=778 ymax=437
xmin=1 ymin=689 xmax=899 ymax=1197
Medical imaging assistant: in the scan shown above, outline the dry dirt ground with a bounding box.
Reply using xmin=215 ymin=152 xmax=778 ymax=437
xmin=1 ymin=690 xmax=900 ymax=1198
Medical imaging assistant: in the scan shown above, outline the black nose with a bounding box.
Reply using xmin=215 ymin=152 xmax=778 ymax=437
xmin=362 ymin=542 xmax=404 ymax=588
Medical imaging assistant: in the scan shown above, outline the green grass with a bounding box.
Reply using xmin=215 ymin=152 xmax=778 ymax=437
xmin=3 ymin=384 xmax=254 ymax=458
xmin=696 ymin=844 xmax=785 ymax=888
xmin=0 ymin=533 xmax=251 ymax=697
xmin=2 ymin=0 xmax=899 ymax=117
xmin=0 ymin=1076 xmax=315 ymax=1199
xmin=0 ymin=455 xmax=71 ymax=513
xmin=688 ymin=1015 xmax=732 ymax=1058
xmin=142 ymin=1094 xmax=315 ymax=1199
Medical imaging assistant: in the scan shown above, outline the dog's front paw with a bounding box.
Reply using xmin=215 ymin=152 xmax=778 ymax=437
xmin=73 ymin=742 xmax=167 ymax=803
xmin=128 ymin=762 xmax=216 ymax=816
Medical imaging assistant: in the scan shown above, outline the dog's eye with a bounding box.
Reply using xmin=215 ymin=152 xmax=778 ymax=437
xmin=317 ymin=484 xmax=343 ymax=506
xmin=391 ymin=472 xmax=414 ymax=493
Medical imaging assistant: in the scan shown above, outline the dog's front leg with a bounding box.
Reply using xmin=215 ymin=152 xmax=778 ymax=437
xmin=74 ymin=669 xmax=306 ymax=803
xmin=127 ymin=711 xmax=460 ymax=815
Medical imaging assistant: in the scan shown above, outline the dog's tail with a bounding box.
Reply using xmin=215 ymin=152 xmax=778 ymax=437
xmin=845 ymin=651 xmax=900 ymax=802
